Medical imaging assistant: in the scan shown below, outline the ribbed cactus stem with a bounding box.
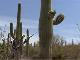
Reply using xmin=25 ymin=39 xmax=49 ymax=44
xmin=27 ymin=29 xmax=29 ymax=37
xmin=10 ymin=23 xmax=13 ymax=37
xmin=24 ymin=29 xmax=35 ymax=57
xmin=9 ymin=2 xmax=24 ymax=60
xmin=7 ymin=33 xmax=10 ymax=44
xmin=10 ymin=23 xmax=16 ymax=39
xmin=14 ymin=29 xmax=16 ymax=37
xmin=39 ymin=0 xmax=52 ymax=59
xmin=39 ymin=0 xmax=64 ymax=59
xmin=20 ymin=22 xmax=23 ymax=55
xmin=16 ymin=2 xmax=21 ymax=40
xmin=17 ymin=3 xmax=21 ymax=23
xmin=26 ymin=29 xmax=30 ymax=57
xmin=20 ymin=22 xmax=22 ymax=37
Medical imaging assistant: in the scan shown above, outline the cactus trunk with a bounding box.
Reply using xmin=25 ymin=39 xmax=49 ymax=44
xmin=26 ymin=29 xmax=29 ymax=57
xmin=16 ymin=3 xmax=21 ymax=40
xmin=20 ymin=22 xmax=23 ymax=55
xmin=9 ymin=2 xmax=24 ymax=60
xmin=10 ymin=23 xmax=13 ymax=37
xmin=39 ymin=0 xmax=53 ymax=59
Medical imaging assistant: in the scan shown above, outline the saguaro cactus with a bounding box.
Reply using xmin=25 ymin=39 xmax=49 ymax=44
xmin=39 ymin=0 xmax=64 ymax=59
xmin=25 ymin=29 xmax=30 ymax=57
xmin=24 ymin=29 xmax=36 ymax=57
xmin=10 ymin=2 xmax=22 ymax=40
xmin=10 ymin=1 xmax=24 ymax=60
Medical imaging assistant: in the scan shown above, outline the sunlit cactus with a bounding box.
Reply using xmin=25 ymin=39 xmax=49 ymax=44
xmin=24 ymin=29 xmax=30 ymax=57
xmin=10 ymin=3 xmax=22 ymax=39
xmin=14 ymin=29 xmax=16 ymax=37
xmin=6 ymin=33 xmax=11 ymax=60
xmin=9 ymin=1 xmax=24 ymax=60
xmin=26 ymin=29 xmax=29 ymax=57
xmin=10 ymin=23 xmax=13 ymax=37
xmin=24 ymin=29 xmax=36 ymax=57
xmin=27 ymin=29 xmax=29 ymax=38
xmin=17 ymin=2 xmax=21 ymax=23
xmin=20 ymin=22 xmax=22 ymax=37
xmin=19 ymin=22 xmax=23 ymax=55
xmin=39 ymin=0 xmax=64 ymax=59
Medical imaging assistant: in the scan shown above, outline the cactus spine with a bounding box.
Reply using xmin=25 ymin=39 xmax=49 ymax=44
xmin=39 ymin=0 xmax=64 ymax=59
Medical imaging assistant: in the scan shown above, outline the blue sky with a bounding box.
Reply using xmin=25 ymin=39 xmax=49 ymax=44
xmin=0 ymin=0 xmax=80 ymax=44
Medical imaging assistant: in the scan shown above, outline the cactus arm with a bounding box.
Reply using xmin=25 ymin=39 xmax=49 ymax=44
xmin=48 ymin=10 xmax=56 ymax=19
xmin=17 ymin=3 xmax=21 ymax=23
xmin=53 ymin=14 xmax=64 ymax=25
xmin=10 ymin=23 xmax=16 ymax=39
xmin=10 ymin=23 xmax=13 ymax=36
xmin=48 ymin=10 xmax=64 ymax=25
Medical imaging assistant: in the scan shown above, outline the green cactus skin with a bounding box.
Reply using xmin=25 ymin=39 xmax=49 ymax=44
xmin=22 ymin=29 xmax=29 ymax=57
xmin=19 ymin=22 xmax=23 ymax=55
xmin=24 ymin=29 xmax=35 ymax=57
xmin=39 ymin=0 xmax=64 ymax=59
xmin=10 ymin=3 xmax=22 ymax=40
xmin=10 ymin=23 xmax=13 ymax=37
xmin=20 ymin=22 xmax=22 ymax=37
xmin=26 ymin=29 xmax=30 ymax=57
xmin=17 ymin=3 xmax=21 ymax=24
xmin=27 ymin=29 xmax=29 ymax=37
xmin=16 ymin=2 xmax=22 ymax=41
xmin=14 ymin=29 xmax=16 ymax=37
xmin=6 ymin=33 xmax=11 ymax=59
xmin=9 ymin=2 xmax=24 ymax=60
xmin=39 ymin=0 xmax=52 ymax=59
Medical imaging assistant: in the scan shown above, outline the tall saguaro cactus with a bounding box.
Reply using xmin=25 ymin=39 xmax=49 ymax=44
xmin=24 ymin=29 xmax=36 ymax=57
xmin=10 ymin=2 xmax=22 ymax=40
xmin=39 ymin=0 xmax=64 ymax=59
xmin=10 ymin=1 xmax=24 ymax=60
